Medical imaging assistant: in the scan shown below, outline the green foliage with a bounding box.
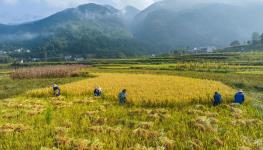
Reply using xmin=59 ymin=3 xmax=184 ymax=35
xmin=230 ymin=40 xmax=241 ymax=47
xmin=252 ymin=32 xmax=261 ymax=44
xmin=0 ymin=55 xmax=12 ymax=63
xmin=45 ymin=107 xmax=52 ymax=125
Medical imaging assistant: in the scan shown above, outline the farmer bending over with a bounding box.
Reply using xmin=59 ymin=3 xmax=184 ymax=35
xmin=119 ymin=89 xmax=127 ymax=104
xmin=234 ymin=89 xmax=245 ymax=104
xmin=213 ymin=91 xmax=222 ymax=106
xmin=94 ymin=87 xmax=102 ymax=97
xmin=52 ymin=84 xmax=61 ymax=97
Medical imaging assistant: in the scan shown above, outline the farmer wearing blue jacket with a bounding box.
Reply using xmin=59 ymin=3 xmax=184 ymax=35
xmin=213 ymin=92 xmax=222 ymax=106
xmin=119 ymin=89 xmax=127 ymax=104
xmin=234 ymin=89 xmax=245 ymax=104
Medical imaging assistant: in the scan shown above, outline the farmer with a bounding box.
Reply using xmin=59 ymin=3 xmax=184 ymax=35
xmin=119 ymin=89 xmax=127 ymax=104
xmin=213 ymin=91 xmax=222 ymax=106
xmin=234 ymin=89 xmax=245 ymax=104
xmin=94 ymin=87 xmax=102 ymax=97
xmin=52 ymin=84 xmax=61 ymax=96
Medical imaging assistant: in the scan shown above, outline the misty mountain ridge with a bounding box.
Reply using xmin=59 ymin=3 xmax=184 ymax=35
xmin=1 ymin=1 xmax=263 ymax=58
xmin=0 ymin=3 xmax=133 ymax=40
xmin=0 ymin=3 xmax=141 ymax=39
xmin=132 ymin=1 xmax=263 ymax=50
xmin=0 ymin=3 xmax=147 ymax=58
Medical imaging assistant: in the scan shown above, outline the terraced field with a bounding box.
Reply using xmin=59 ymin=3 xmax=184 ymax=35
xmin=0 ymin=64 xmax=262 ymax=149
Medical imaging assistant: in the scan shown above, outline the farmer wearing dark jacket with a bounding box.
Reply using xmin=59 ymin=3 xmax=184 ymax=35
xmin=52 ymin=84 xmax=61 ymax=97
xmin=119 ymin=89 xmax=127 ymax=104
xmin=234 ymin=89 xmax=245 ymax=104
xmin=94 ymin=87 xmax=102 ymax=97
xmin=213 ymin=92 xmax=222 ymax=106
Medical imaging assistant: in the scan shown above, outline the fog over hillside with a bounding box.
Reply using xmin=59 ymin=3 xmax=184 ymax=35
xmin=1 ymin=0 xmax=263 ymax=24
xmin=0 ymin=0 xmax=158 ymax=24
xmin=132 ymin=0 xmax=263 ymax=51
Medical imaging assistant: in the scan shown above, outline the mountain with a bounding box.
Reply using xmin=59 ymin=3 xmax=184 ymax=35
xmin=0 ymin=24 xmax=5 ymax=28
xmin=0 ymin=3 xmax=125 ymax=38
xmin=2 ymin=1 xmax=263 ymax=58
xmin=132 ymin=1 xmax=263 ymax=51
xmin=0 ymin=3 xmax=146 ymax=58
xmin=121 ymin=6 xmax=140 ymax=27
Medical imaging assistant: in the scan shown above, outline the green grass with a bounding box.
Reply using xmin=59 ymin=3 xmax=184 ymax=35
xmin=237 ymin=71 xmax=263 ymax=75
xmin=0 ymin=76 xmax=86 ymax=99
xmin=99 ymin=63 xmax=263 ymax=73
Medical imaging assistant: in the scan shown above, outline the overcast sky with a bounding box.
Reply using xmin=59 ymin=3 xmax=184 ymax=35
xmin=0 ymin=0 xmax=158 ymax=24
xmin=1 ymin=0 xmax=263 ymax=24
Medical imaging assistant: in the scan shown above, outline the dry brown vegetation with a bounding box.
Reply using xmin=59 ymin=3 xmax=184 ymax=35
xmin=0 ymin=123 xmax=30 ymax=133
xmin=10 ymin=65 xmax=86 ymax=79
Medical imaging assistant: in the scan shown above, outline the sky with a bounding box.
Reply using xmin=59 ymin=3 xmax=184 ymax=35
xmin=1 ymin=0 xmax=263 ymax=24
xmin=0 ymin=0 xmax=158 ymax=24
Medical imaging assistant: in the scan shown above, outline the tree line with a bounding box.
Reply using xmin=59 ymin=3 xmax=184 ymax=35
xmin=230 ymin=32 xmax=263 ymax=47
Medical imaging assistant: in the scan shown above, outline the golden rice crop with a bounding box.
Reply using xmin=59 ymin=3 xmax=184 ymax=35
xmin=27 ymin=73 xmax=235 ymax=105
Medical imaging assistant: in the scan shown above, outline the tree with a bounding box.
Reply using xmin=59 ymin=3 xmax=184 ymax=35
xmin=260 ymin=33 xmax=263 ymax=44
xmin=230 ymin=40 xmax=240 ymax=47
xmin=252 ymin=32 xmax=261 ymax=44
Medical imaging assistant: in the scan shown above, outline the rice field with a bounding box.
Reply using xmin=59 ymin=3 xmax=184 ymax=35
xmin=27 ymin=73 xmax=235 ymax=105
xmin=236 ymin=71 xmax=263 ymax=75
xmin=0 ymin=96 xmax=262 ymax=149
xmin=1 ymin=66 xmax=263 ymax=149
xmin=99 ymin=63 xmax=263 ymax=73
